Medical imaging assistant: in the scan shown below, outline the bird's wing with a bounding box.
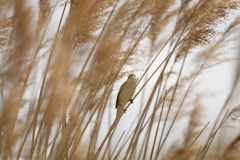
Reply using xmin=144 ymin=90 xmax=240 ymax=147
xmin=116 ymin=82 xmax=126 ymax=108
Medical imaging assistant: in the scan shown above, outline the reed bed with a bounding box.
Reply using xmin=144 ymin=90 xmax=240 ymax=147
xmin=0 ymin=0 xmax=240 ymax=159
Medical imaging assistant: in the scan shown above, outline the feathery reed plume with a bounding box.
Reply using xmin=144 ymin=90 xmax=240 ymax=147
xmin=0 ymin=0 xmax=240 ymax=160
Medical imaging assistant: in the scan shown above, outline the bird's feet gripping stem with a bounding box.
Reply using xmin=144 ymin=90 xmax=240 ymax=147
xmin=123 ymin=99 xmax=134 ymax=113
xmin=129 ymin=99 xmax=134 ymax=104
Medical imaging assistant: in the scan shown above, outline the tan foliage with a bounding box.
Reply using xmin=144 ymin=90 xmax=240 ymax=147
xmin=0 ymin=0 xmax=240 ymax=159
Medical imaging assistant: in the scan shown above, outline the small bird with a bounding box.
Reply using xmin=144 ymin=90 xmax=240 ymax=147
xmin=116 ymin=74 xmax=137 ymax=117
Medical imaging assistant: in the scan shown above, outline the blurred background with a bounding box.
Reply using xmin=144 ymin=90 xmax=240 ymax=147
xmin=0 ymin=0 xmax=240 ymax=159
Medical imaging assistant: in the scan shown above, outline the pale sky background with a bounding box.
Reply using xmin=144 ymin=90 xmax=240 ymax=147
xmin=21 ymin=0 xmax=240 ymax=158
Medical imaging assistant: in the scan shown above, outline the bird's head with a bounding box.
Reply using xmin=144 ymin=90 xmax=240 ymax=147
xmin=128 ymin=74 xmax=136 ymax=80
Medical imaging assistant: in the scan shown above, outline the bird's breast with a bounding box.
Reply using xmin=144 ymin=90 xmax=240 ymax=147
xmin=118 ymin=80 xmax=136 ymax=106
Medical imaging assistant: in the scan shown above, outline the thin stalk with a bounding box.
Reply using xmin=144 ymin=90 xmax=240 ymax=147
xmin=155 ymin=53 xmax=187 ymax=159
xmin=179 ymin=122 xmax=209 ymax=160
xmin=197 ymin=110 xmax=229 ymax=160
xmin=29 ymin=1 xmax=69 ymax=159
xmin=109 ymin=131 xmax=125 ymax=159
